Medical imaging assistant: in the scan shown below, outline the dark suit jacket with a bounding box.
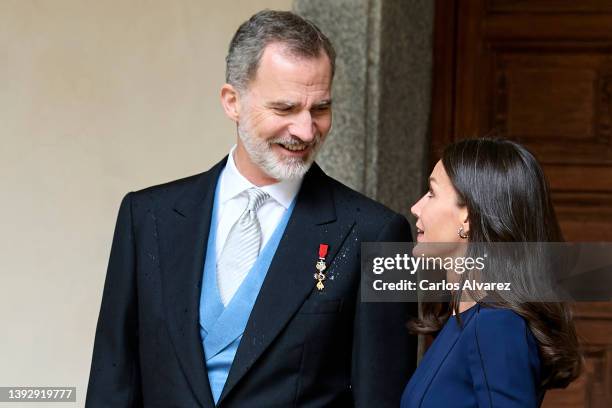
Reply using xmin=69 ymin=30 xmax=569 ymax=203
xmin=86 ymin=158 xmax=417 ymax=408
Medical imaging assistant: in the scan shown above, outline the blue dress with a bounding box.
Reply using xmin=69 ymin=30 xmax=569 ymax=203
xmin=401 ymin=304 xmax=543 ymax=407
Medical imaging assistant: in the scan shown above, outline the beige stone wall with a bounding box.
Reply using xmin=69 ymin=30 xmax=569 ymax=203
xmin=0 ymin=0 xmax=291 ymax=404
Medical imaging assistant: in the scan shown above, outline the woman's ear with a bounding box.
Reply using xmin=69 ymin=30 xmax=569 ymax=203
xmin=220 ymin=84 xmax=240 ymax=122
xmin=460 ymin=207 xmax=470 ymax=236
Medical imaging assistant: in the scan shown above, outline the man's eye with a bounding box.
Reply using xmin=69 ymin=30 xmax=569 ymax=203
xmin=274 ymin=106 xmax=293 ymax=113
xmin=427 ymin=189 xmax=434 ymax=198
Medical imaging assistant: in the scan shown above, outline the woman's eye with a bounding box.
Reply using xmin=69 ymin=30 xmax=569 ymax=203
xmin=427 ymin=189 xmax=434 ymax=198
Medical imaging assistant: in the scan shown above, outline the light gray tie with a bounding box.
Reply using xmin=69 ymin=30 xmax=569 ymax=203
xmin=217 ymin=187 xmax=270 ymax=306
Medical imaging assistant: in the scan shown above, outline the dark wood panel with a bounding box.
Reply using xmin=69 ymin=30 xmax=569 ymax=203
xmin=488 ymin=45 xmax=612 ymax=165
xmin=574 ymin=303 xmax=612 ymax=318
xmin=544 ymin=376 xmax=588 ymax=408
xmin=545 ymin=350 xmax=611 ymax=408
xmin=431 ymin=1 xmax=612 ymax=406
xmin=484 ymin=15 xmax=612 ymax=40
xmin=554 ymin=191 xmax=612 ymax=207
xmin=576 ymin=320 xmax=612 ymax=344
xmin=430 ymin=0 xmax=458 ymax=169
xmin=506 ymin=67 xmax=596 ymax=139
xmin=545 ymin=165 xmax=612 ymax=191
xmin=560 ymin=221 xmax=612 ymax=241
xmin=527 ymin=143 xmax=612 ymax=166
xmin=487 ymin=0 xmax=612 ymax=15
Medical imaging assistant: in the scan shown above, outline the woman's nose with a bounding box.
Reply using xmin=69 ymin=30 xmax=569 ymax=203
xmin=411 ymin=195 xmax=425 ymax=218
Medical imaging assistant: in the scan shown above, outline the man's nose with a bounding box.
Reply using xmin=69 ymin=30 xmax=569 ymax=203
xmin=289 ymin=111 xmax=316 ymax=142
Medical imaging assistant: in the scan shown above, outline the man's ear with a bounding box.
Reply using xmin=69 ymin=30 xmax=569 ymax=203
xmin=220 ymin=83 xmax=241 ymax=122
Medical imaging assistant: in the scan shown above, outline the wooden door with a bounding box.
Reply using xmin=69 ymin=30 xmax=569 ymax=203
xmin=431 ymin=1 xmax=612 ymax=406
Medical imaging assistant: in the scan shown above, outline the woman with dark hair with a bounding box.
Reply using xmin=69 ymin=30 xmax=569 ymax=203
xmin=400 ymin=138 xmax=582 ymax=407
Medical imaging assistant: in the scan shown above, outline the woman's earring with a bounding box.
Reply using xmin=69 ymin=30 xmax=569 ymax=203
xmin=458 ymin=226 xmax=469 ymax=239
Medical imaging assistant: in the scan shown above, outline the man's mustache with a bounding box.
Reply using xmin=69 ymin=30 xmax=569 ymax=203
xmin=268 ymin=135 xmax=321 ymax=147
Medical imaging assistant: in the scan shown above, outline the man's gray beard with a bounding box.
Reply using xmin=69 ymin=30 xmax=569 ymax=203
xmin=237 ymin=122 xmax=323 ymax=181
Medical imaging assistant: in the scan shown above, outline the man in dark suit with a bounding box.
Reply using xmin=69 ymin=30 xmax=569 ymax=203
xmin=86 ymin=10 xmax=416 ymax=407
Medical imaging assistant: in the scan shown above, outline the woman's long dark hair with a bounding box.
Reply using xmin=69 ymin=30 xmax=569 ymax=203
xmin=409 ymin=138 xmax=582 ymax=389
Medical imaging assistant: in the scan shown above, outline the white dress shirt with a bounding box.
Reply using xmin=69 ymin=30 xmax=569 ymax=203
xmin=214 ymin=146 xmax=302 ymax=303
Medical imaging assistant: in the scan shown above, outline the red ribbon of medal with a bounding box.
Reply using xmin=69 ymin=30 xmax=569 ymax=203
xmin=315 ymin=244 xmax=329 ymax=290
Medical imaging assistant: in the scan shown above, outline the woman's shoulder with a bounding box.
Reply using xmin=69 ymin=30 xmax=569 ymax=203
xmin=474 ymin=304 xmax=528 ymax=330
xmin=470 ymin=304 xmax=538 ymax=352
xmin=460 ymin=305 xmax=543 ymax=407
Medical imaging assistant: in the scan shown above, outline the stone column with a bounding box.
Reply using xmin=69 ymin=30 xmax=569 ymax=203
xmin=293 ymin=0 xmax=434 ymax=218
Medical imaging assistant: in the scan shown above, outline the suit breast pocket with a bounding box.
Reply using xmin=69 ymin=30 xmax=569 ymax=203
xmin=298 ymin=298 xmax=343 ymax=314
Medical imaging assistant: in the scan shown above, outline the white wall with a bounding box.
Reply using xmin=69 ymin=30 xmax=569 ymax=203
xmin=0 ymin=1 xmax=292 ymax=405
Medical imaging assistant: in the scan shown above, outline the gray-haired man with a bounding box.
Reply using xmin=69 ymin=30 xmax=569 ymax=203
xmin=87 ymin=10 xmax=416 ymax=407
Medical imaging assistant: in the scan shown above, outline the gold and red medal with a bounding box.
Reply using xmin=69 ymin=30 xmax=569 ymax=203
xmin=314 ymin=244 xmax=329 ymax=290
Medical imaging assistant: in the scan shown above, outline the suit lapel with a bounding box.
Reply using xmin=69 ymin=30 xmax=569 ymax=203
xmin=218 ymin=164 xmax=355 ymax=404
xmin=159 ymin=157 xmax=227 ymax=408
